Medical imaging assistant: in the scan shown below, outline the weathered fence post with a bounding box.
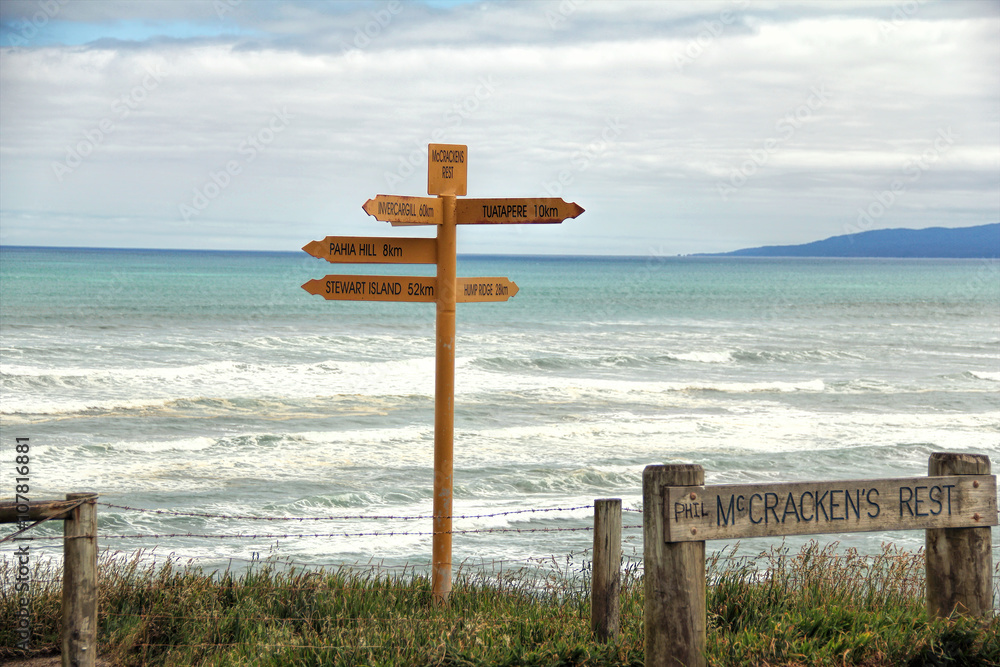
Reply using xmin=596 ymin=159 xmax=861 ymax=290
xmin=592 ymin=498 xmax=621 ymax=641
xmin=643 ymin=465 xmax=706 ymax=667
xmin=926 ymin=452 xmax=993 ymax=618
xmin=62 ymin=492 xmax=98 ymax=667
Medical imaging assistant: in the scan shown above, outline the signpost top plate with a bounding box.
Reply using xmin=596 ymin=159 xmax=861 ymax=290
xmin=428 ymin=144 xmax=467 ymax=196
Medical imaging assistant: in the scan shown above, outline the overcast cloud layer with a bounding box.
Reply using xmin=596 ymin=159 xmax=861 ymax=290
xmin=1 ymin=0 xmax=997 ymax=254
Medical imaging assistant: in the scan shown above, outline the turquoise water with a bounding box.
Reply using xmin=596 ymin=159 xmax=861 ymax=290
xmin=2 ymin=246 xmax=998 ymax=568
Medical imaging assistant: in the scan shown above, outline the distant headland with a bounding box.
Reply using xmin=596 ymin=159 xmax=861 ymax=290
xmin=699 ymin=223 xmax=999 ymax=258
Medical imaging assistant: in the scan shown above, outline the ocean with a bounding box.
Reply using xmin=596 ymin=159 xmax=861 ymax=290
xmin=1 ymin=246 xmax=998 ymax=572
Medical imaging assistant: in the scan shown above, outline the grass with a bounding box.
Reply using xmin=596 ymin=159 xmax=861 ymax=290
xmin=1 ymin=541 xmax=997 ymax=666
xmin=706 ymin=541 xmax=998 ymax=666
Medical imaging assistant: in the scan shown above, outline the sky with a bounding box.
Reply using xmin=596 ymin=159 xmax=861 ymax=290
xmin=0 ymin=0 xmax=997 ymax=256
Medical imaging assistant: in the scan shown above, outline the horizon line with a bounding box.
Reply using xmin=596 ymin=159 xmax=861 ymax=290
xmin=1 ymin=244 xmax=994 ymax=261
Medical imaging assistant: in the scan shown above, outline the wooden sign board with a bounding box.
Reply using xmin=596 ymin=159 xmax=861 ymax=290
xmin=663 ymin=474 xmax=998 ymax=542
xmin=302 ymin=276 xmax=520 ymax=303
xmin=302 ymin=275 xmax=436 ymax=302
xmin=302 ymin=236 xmax=436 ymax=264
xmin=456 ymin=198 xmax=584 ymax=225
xmin=363 ymin=195 xmax=442 ymax=225
xmin=427 ymin=144 xmax=467 ymax=196
xmin=457 ymin=277 xmax=519 ymax=302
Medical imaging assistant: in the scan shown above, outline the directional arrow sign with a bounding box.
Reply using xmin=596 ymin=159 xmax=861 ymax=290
xmin=456 ymin=198 xmax=584 ymax=224
xmin=302 ymin=275 xmax=436 ymax=302
xmin=457 ymin=277 xmax=519 ymax=302
xmin=363 ymin=195 xmax=442 ymax=225
xmin=303 ymin=236 xmax=436 ymax=264
xmin=301 ymin=275 xmax=519 ymax=303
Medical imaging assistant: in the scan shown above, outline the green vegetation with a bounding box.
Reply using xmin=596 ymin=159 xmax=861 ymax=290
xmin=2 ymin=542 xmax=997 ymax=666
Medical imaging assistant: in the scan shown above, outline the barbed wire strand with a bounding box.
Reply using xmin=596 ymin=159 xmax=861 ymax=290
xmin=96 ymin=502 xmax=594 ymax=521
xmin=13 ymin=524 xmax=647 ymax=541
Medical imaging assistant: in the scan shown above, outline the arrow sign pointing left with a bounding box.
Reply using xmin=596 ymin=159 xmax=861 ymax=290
xmin=363 ymin=195 xmax=442 ymax=225
xmin=303 ymin=236 xmax=436 ymax=264
xmin=302 ymin=275 xmax=437 ymax=302
xmin=301 ymin=276 xmax=519 ymax=303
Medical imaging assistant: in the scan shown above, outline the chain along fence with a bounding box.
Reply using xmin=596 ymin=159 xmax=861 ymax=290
xmin=3 ymin=493 xmax=999 ymax=666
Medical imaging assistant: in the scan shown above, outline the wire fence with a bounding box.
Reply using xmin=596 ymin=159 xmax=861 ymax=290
xmin=6 ymin=497 xmax=997 ymax=586
xmin=5 ymin=500 xmax=647 ymax=600
xmin=3 ymin=498 xmax=998 ymax=665
xmin=4 ymin=499 xmax=996 ymax=562
xmin=9 ymin=508 xmax=609 ymax=556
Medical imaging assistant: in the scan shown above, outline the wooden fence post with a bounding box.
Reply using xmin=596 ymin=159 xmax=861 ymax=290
xmin=592 ymin=498 xmax=621 ymax=641
xmin=926 ymin=453 xmax=993 ymax=618
xmin=62 ymin=493 xmax=97 ymax=667
xmin=643 ymin=465 xmax=706 ymax=667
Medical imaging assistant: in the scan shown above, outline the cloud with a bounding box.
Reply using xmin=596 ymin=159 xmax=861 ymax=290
xmin=0 ymin=0 xmax=997 ymax=254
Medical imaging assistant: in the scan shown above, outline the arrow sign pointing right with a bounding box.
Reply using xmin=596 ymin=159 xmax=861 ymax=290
xmin=457 ymin=277 xmax=519 ymax=302
xmin=456 ymin=198 xmax=584 ymax=224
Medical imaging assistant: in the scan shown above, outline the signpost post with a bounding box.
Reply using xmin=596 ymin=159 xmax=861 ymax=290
xmin=301 ymin=144 xmax=583 ymax=603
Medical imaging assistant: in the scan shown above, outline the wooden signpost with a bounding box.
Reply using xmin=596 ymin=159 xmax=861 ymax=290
xmin=643 ymin=453 xmax=997 ymax=667
xmin=302 ymin=143 xmax=583 ymax=602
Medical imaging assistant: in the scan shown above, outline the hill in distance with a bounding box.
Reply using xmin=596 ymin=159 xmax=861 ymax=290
xmin=701 ymin=223 xmax=999 ymax=258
